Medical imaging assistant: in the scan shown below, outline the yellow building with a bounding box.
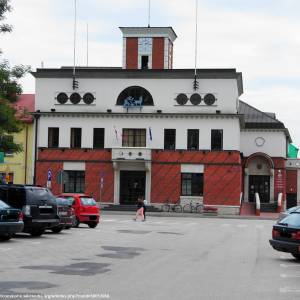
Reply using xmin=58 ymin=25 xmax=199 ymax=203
xmin=0 ymin=94 xmax=35 ymax=184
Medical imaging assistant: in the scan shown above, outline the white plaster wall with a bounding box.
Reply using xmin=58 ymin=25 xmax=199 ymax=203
xmin=240 ymin=130 xmax=287 ymax=157
xmin=35 ymin=77 xmax=240 ymax=114
xmin=38 ymin=115 xmax=241 ymax=150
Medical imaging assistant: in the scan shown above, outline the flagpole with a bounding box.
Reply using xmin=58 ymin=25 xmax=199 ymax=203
xmin=73 ymin=0 xmax=77 ymax=77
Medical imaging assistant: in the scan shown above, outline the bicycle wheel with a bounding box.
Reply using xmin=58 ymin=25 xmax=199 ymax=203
xmin=196 ymin=204 xmax=203 ymax=213
xmin=162 ymin=204 xmax=170 ymax=212
xmin=183 ymin=204 xmax=192 ymax=213
xmin=174 ymin=205 xmax=182 ymax=213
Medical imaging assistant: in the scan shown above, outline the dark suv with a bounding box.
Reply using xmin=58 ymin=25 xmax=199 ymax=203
xmin=0 ymin=185 xmax=59 ymax=237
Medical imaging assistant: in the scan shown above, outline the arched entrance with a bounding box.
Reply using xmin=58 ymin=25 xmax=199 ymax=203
xmin=244 ymin=153 xmax=274 ymax=203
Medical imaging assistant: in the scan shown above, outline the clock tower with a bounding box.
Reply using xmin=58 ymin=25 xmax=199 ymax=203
xmin=119 ymin=27 xmax=177 ymax=70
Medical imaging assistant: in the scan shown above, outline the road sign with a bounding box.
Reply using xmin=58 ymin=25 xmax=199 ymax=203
xmin=47 ymin=169 xmax=52 ymax=181
xmin=0 ymin=152 xmax=4 ymax=163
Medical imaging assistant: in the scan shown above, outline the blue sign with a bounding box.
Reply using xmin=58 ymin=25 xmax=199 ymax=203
xmin=123 ymin=96 xmax=143 ymax=109
xmin=47 ymin=169 xmax=52 ymax=181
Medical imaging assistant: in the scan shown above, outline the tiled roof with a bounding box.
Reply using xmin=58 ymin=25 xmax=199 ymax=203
xmin=238 ymin=100 xmax=285 ymax=129
xmin=14 ymin=94 xmax=35 ymax=123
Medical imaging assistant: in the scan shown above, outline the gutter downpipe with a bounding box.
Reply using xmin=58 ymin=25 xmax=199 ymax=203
xmin=24 ymin=125 xmax=28 ymax=184
xmin=33 ymin=114 xmax=40 ymax=185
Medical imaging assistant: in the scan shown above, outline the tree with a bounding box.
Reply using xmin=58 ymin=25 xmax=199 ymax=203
xmin=0 ymin=0 xmax=30 ymax=153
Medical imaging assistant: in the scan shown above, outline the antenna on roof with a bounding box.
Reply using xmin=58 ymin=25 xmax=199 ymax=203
xmin=86 ymin=22 xmax=89 ymax=67
xmin=148 ymin=0 xmax=151 ymax=27
xmin=193 ymin=0 xmax=199 ymax=91
xmin=72 ymin=0 xmax=79 ymax=90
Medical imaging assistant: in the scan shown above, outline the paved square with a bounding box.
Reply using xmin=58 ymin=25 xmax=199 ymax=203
xmin=1 ymin=214 xmax=300 ymax=300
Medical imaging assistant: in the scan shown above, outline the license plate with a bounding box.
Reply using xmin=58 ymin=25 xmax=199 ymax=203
xmin=39 ymin=205 xmax=52 ymax=209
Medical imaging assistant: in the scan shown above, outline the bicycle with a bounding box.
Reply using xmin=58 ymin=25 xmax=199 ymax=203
xmin=162 ymin=199 xmax=182 ymax=213
xmin=182 ymin=201 xmax=203 ymax=213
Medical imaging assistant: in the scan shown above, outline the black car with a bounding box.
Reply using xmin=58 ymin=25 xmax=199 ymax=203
xmin=0 ymin=199 xmax=24 ymax=241
xmin=0 ymin=185 xmax=59 ymax=237
xmin=50 ymin=198 xmax=74 ymax=233
xmin=269 ymin=212 xmax=300 ymax=260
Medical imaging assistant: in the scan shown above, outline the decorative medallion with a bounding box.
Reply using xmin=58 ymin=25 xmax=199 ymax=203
xmin=255 ymin=137 xmax=265 ymax=147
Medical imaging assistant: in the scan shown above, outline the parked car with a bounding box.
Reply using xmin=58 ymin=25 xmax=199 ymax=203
xmin=0 ymin=200 xmax=24 ymax=241
xmin=269 ymin=212 xmax=300 ymax=260
xmin=0 ymin=185 xmax=59 ymax=237
xmin=60 ymin=194 xmax=100 ymax=228
xmin=278 ymin=206 xmax=300 ymax=222
xmin=49 ymin=197 xmax=75 ymax=233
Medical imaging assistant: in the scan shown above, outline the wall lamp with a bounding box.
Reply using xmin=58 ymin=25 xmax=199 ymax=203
xmin=216 ymin=110 xmax=221 ymax=114
xmin=107 ymin=109 xmax=112 ymax=113
xmin=157 ymin=110 xmax=162 ymax=114
xmin=51 ymin=108 xmax=56 ymax=112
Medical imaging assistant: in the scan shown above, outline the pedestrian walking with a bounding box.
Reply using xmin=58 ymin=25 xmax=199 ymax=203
xmin=133 ymin=196 xmax=145 ymax=221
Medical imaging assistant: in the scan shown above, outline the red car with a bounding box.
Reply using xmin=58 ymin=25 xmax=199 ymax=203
xmin=60 ymin=194 xmax=100 ymax=228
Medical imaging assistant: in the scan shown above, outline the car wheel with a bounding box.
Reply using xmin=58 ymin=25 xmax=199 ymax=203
xmin=88 ymin=223 xmax=98 ymax=229
xmin=292 ymin=253 xmax=300 ymax=260
xmin=51 ymin=226 xmax=63 ymax=234
xmin=73 ymin=218 xmax=80 ymax=228
xmin=0 ymin=234 xmax=12 ymax=241
xmin=30 ymin=229 xmax=45 ymax=237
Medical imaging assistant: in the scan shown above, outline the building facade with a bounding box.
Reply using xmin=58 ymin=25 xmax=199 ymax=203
xmin=0 ymin=94 xmax=35 ymax=185
xmin=32 ymin=27 xmax=291 ymax=214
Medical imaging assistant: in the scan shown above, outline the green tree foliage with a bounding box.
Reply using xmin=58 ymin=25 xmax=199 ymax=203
xmin=0 ymin=0 xmax=30 ymax=153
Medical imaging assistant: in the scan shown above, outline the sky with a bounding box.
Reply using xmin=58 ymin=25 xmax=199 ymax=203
xmin=1 ymin=0 xmax=300 ymax=148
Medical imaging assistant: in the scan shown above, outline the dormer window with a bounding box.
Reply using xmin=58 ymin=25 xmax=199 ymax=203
xmin=141 ymin=56 xmax=149 ymax=69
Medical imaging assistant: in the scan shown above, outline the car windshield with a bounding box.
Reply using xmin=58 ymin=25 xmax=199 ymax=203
xmin=0 ymin=200 xmax=9 ymax=209
xmin=26 ymin=188 xmax=56 ymax=204
xmin=62 ymin=196 xmax=75 ymax=205
xmin=279 ymin=213 xmax=300 ymax=227
xmin=80 ymin=197 xmax=96 ymax=206
xmin=286 ymin=206 xmax=300 ymax=213
xmin=56 ymin=198 xmax=72 ymax=206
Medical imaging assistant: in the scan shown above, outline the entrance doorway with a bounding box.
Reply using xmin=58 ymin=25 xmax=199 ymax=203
xmin=249 ymin=175 xmax=270 ymax=203
xmin=286 ymin=193 xmax=297 ymax=209
xmin=120 ymin=171 xmax=146 ymax=205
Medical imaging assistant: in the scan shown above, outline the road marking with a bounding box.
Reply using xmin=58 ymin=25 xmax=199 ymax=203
xmin=280 ymin=264 xmax=300 ymax=268
xmin=236 ymin=224 xmax=247 ymax=228
xmin=0 ymin=248 xmax=12 ymax=252
xmin=280 ymin=274 xmax=300 ymax=278
xmin=280 ymin=287 xmax=300 ymax=293
xmin=255 ymin=224 xmax=264 ymax=229
xmin=102 ymin=219 xmax=116 ymax=222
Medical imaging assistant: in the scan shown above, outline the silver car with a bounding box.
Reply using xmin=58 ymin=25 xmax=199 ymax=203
xmin=278 ymin=206 xmax=300 ymax=222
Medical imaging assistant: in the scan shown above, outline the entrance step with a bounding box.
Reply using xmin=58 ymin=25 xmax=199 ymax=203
xmin=260 ymin=203 xmax=278 ymax=213
xmin=240 ymin=202 xmax=256 ymax=216
xmin=101 ymin=204 xmax=161 ymax=212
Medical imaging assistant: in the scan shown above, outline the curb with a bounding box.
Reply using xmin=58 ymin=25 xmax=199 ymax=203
xmin=102 ymin=210 xmax=278 ymax=221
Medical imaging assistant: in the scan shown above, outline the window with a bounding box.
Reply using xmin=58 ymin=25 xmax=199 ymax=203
xmin=211 ymin=129 xmax=223 ymax=150
xmin=64 ymin=171 xmax=85 ymax=193
xmin=122 ymin=129 xmax=146 ymax=147
xmin=70 ymin=128 xmax=82 ymax=148
xmin=48 ymin=128 xmax=59 ymax=148
xmin=0 ymin=173 xmax=14 ymax=184
xmin=141 ymin=56 xmax=149 ymax=69
xmin=181 ymin=173 xmax=203 ymax=196
xmin=164 ymin=129 xmax=176 ymax=150
xmin=187 ymin=129 xmax=199 ymax=150
xmin=116 ymin=86 xmax=154 ymax=106
xmin=93 ymin=128 xmax=105 ymax=149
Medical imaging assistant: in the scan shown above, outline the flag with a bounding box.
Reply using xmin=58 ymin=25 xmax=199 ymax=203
xmin=113 ymin=126 xmax=118 ymax=141
xmin=149 ymin=127 xmax=152 ymax=141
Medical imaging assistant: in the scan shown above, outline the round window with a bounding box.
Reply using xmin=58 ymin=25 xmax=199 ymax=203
xmin=204 ymin=93 xmax=216 ymax=106
xmin=190 ymin=93 xmax=202 ymax=105
xmin=176 ymin=93 xmax=188 ymax=105
xmin=56 ymin=93 xmax=68 ymax=104
xmin=70 ymin=93 xmax=81 ymax=104
xmin=83 ymin=93 xmax=95 ymax=105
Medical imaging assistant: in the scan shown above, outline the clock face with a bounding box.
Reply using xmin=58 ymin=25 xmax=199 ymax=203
xmin=139 ymin=38 xmax=152 ymax=53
